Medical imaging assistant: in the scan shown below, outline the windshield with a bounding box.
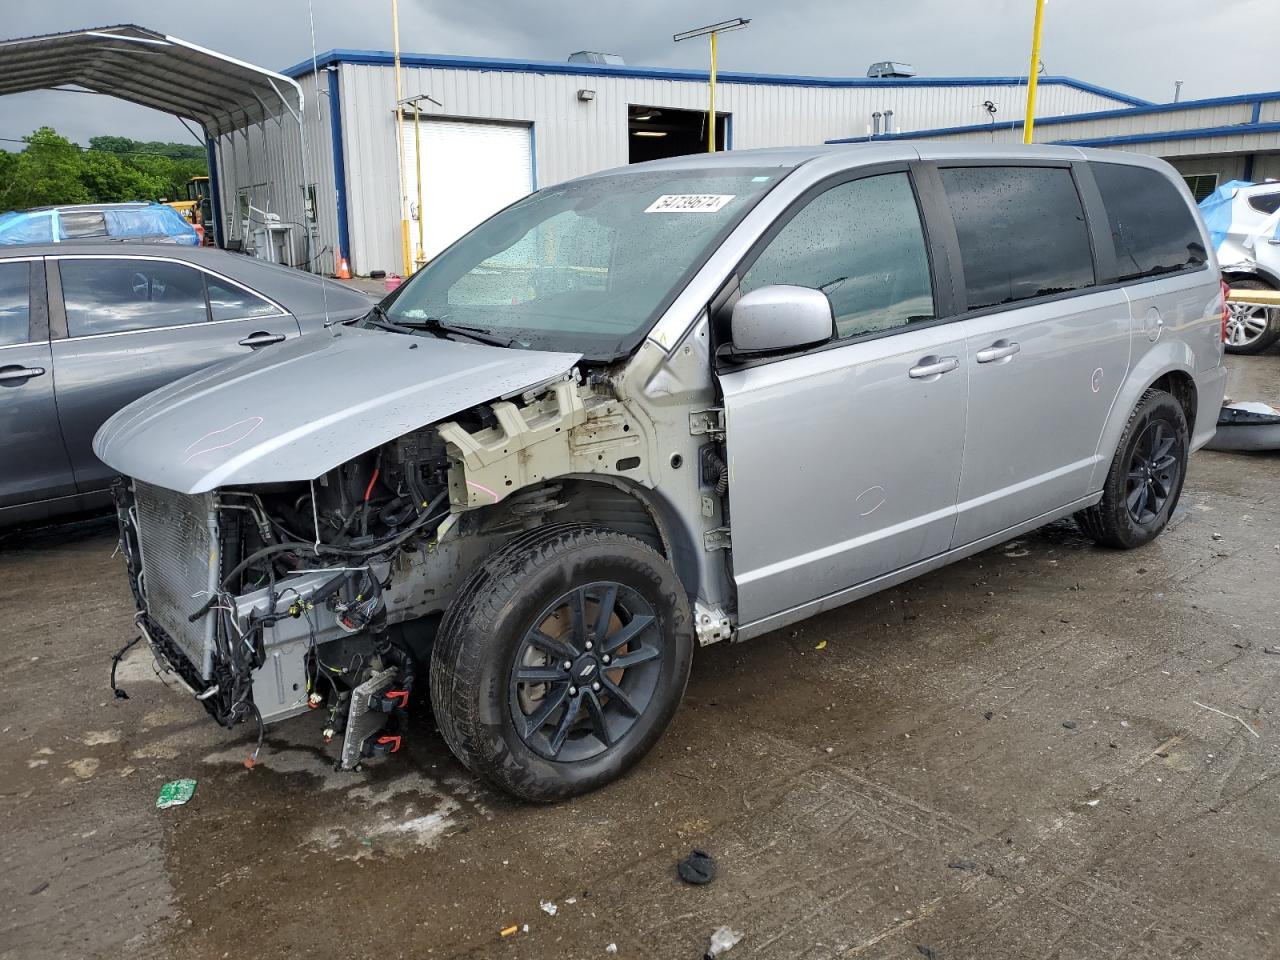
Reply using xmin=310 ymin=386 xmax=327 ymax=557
xmin=383 ymin=168 xmax=786 ymax=359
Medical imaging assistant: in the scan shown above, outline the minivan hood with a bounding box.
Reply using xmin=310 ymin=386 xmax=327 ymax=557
xmin=94 ymin=327 xmax=581 ymax=494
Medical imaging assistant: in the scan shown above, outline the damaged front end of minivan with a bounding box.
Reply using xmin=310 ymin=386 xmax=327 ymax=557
xmin=98 ymin=323 xmax=722 ymax=772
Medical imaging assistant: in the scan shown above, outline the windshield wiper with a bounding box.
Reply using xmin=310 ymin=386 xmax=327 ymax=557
xmin=355 ymin=303 xmax=419 ymax=335
xmin=394 ymin=315 xmax=516 ymax=348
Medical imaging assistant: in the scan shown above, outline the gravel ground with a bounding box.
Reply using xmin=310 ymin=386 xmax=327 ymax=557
xmin=1 ymin=354 xmax=1277 ymax=960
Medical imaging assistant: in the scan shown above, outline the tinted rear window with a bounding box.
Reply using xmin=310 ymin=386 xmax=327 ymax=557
xmin=1247 ymin=192 xmax=1280 ymax=216
xmin=1092 ymin=163 xmax=1207 ymax=282
xmin=941 ymin=166 xmax=1095 ymax=311
xmin=61 ymin=259 xmax=209 ymax=336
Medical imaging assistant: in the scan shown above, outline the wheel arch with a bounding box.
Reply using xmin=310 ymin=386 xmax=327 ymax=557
xmin=553 ymin=474 xmax=703 ymax=602
xmin=1091 ymin=345 xmax=1200 ymax=492
xmin=476 ymin=474 xmax=703 ymax=601
xmin=1223 ymin=265 xmax=1280 ymax=290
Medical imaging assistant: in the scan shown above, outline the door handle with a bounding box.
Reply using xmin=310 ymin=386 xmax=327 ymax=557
xmin=975 ymin=340 xmax=1021 ymax=364
xmin=238 ymin=332 xmax=287 ymax=348
xmin=908 ymin=355 xmax=960 ymax=379
xmin=0 ymin=365 xmax=46 ymax=383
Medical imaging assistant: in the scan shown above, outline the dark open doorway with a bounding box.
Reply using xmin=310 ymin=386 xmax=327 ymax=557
xmin=628 ymin=104 xmax=729 ymax=163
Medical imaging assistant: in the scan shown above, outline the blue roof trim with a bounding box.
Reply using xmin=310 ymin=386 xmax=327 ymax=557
xmin=829 ymin=121 xmax=1280 ymax=149
xmin=281 ymin=49 xmax=1149 ymax=105
xmin=827 ymin=89 xmax=1280 ymax=143
xmin=1054 ymin=121 xmax=1280 ymax=148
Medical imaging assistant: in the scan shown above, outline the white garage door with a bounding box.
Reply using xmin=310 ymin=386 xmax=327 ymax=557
xmin=401 ymin=118 xmax=533 ymax=264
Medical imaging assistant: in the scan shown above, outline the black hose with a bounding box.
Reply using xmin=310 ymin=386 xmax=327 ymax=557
xmin=193 ymin=491 xmax=451 ymax=621
xmin=109 ymin=634 xmax=142 ymax=700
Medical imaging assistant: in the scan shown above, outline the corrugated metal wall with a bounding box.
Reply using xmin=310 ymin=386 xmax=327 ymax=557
xmin=210 ymin=97 xmax=323 ymax=270
xmin=333 ymin=63 xmax=1133 ymax=274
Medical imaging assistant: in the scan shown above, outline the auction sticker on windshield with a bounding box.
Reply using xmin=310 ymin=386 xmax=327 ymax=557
xmin=645 ymin=194 xmax=736 ymax=213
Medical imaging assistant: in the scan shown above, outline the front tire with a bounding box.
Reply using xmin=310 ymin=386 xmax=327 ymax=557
xmin=429 ymin=523 xmax=693 ymax=802
xmin=1075 ymin=388 xmax=1189 ymax=549
xmin=1224 ymin=277 xmax=1280 ymax=355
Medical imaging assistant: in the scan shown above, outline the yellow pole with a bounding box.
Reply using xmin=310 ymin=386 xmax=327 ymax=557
xmin=707 ymin=31 xmax=718 ymax=152
xmin=392 ymin=0 xmax=411 ymax=275
xmin=414 ymin=101 xmax=425 ymax=270
xmin=1022 ymin=0 xmax=1046 ymax=144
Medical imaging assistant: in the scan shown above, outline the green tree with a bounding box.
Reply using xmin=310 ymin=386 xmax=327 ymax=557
xmin=0 ymin=128 xmax=90 ymax=210
xmin=0 ymin=127 xmax=207 ymax=212
xmin=78 ymin=151 xmax=167 ymax=203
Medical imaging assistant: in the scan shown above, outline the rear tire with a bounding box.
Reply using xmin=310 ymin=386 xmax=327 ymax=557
xmin=1075 ymin=388 xmax=1189 ymax=549
xmin=1224 ymin=277 xmax=1280 ymax=355
xmin=429 ymin=523 xmax=693 ymax=802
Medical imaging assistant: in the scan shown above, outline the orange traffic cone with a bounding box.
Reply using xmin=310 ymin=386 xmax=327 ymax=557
xmin=335 ymin=251 xmax=352 ymax=280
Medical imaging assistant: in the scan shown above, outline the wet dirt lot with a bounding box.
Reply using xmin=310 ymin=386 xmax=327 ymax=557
xmin=2 ymin=356 xmax=1278 ymax=960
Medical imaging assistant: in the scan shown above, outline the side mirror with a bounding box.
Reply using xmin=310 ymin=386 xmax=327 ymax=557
xmin=730 ymin=285 xmax=835 ymax=354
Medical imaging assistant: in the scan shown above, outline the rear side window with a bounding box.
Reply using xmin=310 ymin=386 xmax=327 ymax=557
xmin=59 ymin=210 xmax=108 ymax=240
xmin=61 ymin=259 xmax=209 ymax=336
xmin=741 ymin=172 xmax=935 ymax=339
xmin=0 ymin=261 xmax=31 ymax=346
xmin=1247 ymin=192 xmax=1280 ymax=216
xmin=207 ymin=276 xmax=280 ymax=321
xmin=1092 ymin=163 xmax=1208 ymax=282
xmin=941 ymin=166 xmax=1095 ymax=311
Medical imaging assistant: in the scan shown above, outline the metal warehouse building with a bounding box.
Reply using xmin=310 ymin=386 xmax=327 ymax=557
xmin=254 ymin=50 xmax=1145 ymax=277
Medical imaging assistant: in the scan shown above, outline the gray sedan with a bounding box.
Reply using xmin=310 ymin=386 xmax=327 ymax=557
xmin=0 ymin=244 xmax=372 ymax=526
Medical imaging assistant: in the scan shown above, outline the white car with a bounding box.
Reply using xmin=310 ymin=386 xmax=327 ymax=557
xmin=1201 ymin=180 xmax=1280 ymax=353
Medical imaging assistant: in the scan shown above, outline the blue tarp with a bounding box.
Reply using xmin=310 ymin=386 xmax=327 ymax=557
xmin=0 ymin=203 xmax=198 ymax=245
xmin=0 ymin=209 xmax=55 ymax=244
xmin=102 ymin=204 xmax=198 ymax=244
xmin=1199 ymin=180 xmax=1256 ymax=252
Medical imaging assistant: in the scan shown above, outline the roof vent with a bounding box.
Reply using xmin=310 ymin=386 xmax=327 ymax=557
xmin=568 ymin=51 xmax=625 ymax=66
xmin=867 ymin=61 xmax=916 ymax=78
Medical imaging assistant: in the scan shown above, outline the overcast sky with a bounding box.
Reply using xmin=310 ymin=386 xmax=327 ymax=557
xmin=1 ymin=0 xmax=1276 ymax=147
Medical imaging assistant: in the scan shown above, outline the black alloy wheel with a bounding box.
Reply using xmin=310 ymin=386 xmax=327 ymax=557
xmin=430 ymin=524 xmax=694 ymax=801
xmin=509 ymin=582 xmax=662 ymax=762
xmin=1125 ymin=419 xmax=1181 ymax=525
xmin=1075 ymin=387 xmax=1189 ymax=550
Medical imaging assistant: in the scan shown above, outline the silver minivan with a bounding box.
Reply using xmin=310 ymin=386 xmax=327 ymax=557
xmin=97 ymin=143 xmax=1227 ymax=800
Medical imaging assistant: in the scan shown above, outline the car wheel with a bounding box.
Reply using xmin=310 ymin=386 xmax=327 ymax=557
xmin=1075 ymin=388 xmax=1189 ymax=550
xmin=1224 ymin=277 xmax=1280 ymax=355
xmin=430 ymin=523 xmax=693 ymax=802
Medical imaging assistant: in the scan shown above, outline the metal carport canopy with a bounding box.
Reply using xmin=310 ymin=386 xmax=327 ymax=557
xmin=0 ymin=23 xmax=317 ymax=267
xmin=0 ymin=23 xmax=303 ymax=137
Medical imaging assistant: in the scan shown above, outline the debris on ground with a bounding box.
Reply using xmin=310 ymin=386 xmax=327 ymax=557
xmin=499 ymin=925 xmax=518 ymax=938
xmin=605 ymin=944 xmax=618 ymax=954
xmin=28 ymin=881 xmax=49 ymax=896
xmin=155 ymin=779 xmax=197 ymax=809
xmin=947 ymin=859 xmax=978 ymax=871
xmin=1062 ymin=720 xmax=1077 ymax=729
xmin=1192 ymin=700 xmax=1261 ymax=739
xmin=916 ymin=946 xmax=940 ymax=960
xmin=704 ymin=926 xmax=743 ymax=958
xmin=815 ymin=640 xmax=828 ymax=650
xmin=984 ymin=711 xmax=994 ymax=720
xmin=540 ymin=900 xmax=558 ymax=916
xmin=678 ymin=848 xmax=716 ymax=885
xmin=1263 ymin=647 xmax=1280 ymax=656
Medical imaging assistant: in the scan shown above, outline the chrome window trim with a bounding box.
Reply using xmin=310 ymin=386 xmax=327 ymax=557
xmin=50 ymin=312 xmax=293 ymax=344
xmin=50 ymin=252 xmax=290 ymax=340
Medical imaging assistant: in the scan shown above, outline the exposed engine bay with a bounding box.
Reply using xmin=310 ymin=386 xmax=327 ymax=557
xmin=107 ymin=364 xmax=719 ymax=768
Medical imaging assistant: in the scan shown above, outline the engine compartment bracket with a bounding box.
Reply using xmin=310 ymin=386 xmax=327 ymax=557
xmin=694 ymin=601 xmax=734 ymax=645
xmin=689 ymin=407 xmax=725 ymax=437
xmin=702 ymin=526 xmax=731 ymax=551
